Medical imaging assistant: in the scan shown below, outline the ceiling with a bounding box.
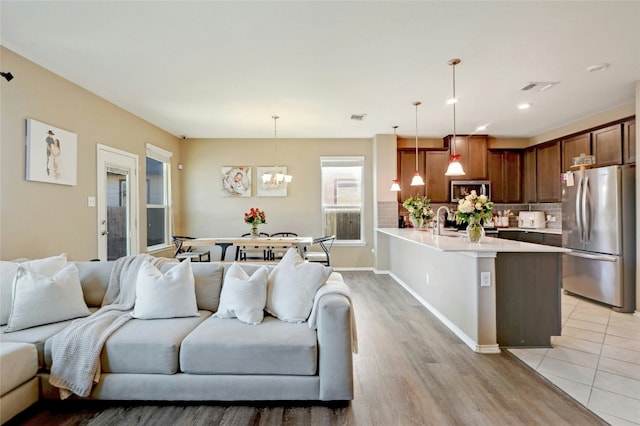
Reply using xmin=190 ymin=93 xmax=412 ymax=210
xmin=1 ymin=1 xmax=639 ymax=139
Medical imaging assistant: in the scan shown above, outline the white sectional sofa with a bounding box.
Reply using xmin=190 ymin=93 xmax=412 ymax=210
xmin=0 ymin=342 xmax=39 ymax=424
xmin=0 ymin=251 xmax=355 ymax=422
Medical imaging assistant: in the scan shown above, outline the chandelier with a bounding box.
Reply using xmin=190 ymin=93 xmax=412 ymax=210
xmin=261 ymin=115 xmax=292 ymax=189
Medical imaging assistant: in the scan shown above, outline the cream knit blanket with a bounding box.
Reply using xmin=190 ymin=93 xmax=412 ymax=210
xmin=49 ymin=254 xmax=171 ymax=398
xmin=308 ymin=273 xmax=358 ymax=354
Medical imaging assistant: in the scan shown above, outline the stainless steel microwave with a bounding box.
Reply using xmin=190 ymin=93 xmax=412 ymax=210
xmin=450 ymin=180 xmax=491 ymax=202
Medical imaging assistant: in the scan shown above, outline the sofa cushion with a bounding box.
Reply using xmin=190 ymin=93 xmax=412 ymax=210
xmin=0 ymin=312 xmax=95 ymax=369
xmin=214 ymin=263 xmax=268 ymax=325
xmin=0 ymin=342 xmax=38 ymax=396
xmin=160 ymin=262 xmax=223 ymax=312
xmin=1 ymin=254 xmax=68 ymax=325
xmin=265 ymin=248 xmax=331 ymax=323
xmin=5 ymin=263 xmax=90 ymax=332
xmin=180 ymin=316 xmax=317 ymax=376
xmin=43 ymin=311 xmax=211 ymax=374
xmin=132 ymin=259 xmax=199 ymax=320
xmin=74 ymin=261 xmax=113 ymax=307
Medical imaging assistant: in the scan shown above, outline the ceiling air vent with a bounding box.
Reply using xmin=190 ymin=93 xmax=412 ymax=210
xmin=521 ymin=82 xmax=559 ymax=92
xmin=350 ymin=114 xmax=367 ymax=121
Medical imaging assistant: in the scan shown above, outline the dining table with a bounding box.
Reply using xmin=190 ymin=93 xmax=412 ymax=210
xmin=179 ymin=236 xmax=313 ymax=261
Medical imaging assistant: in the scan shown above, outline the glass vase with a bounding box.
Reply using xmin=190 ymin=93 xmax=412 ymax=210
xmin=409 ymin=216 xmax=424 ymax=229
xmin=251 ymin=223 xmax=260 ymax=238
xmin=466 ymin=218 xmax=484 ymax=243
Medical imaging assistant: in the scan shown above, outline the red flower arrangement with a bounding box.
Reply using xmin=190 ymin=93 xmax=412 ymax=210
xmin=243 ymin=208 xmax=267 ymax=225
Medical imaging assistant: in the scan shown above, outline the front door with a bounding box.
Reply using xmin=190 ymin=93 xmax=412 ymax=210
xmin=97 ymin=144 xmax=139 ymax=260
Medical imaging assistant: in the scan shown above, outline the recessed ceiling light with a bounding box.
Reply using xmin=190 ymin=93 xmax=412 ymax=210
xmin=446 ymin=98 xmax=458 ymax=105
xmin=518 ymin=103 xmax=531 ymax=110
xmin=586 ymin=63 xmax=610 ymax=72
xmin=476 ymin=125 xmax=487 ymax=131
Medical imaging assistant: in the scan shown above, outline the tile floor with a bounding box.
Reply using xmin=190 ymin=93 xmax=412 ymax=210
xmin=509 ymin=293 xmax=640 ymax=425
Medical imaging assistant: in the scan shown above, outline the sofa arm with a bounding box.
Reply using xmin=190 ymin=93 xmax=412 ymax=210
xmin=316 ymin=293 xmax=354 ymax=401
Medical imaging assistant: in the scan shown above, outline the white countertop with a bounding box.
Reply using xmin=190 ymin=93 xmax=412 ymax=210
xmin=376 ymin=228 xmax=569 ymax=253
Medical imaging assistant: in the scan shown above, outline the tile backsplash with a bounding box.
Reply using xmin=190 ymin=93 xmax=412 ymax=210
xmin=395 ymin=202 xmax=562 ymax=230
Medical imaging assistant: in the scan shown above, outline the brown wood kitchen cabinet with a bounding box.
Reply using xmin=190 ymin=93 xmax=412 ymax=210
xmin=592 ymin=124 xmax=623 ymax=166
xmin=488 ymin=150 xmax=522 ymax=203
xmin=562 ymin=133 xmax=591 ymax=172
xmin=624 ymin=119 xmax=636 ymax=164
xmin=523 ymin=147 xmax=537 ymax=203
xmin=397 ymin=149 xmax=450 ymax=203
xmin=445 ymin=135 xmax=488 ymax=179
xmin=536 ymin=141 xmax=561 ymax=202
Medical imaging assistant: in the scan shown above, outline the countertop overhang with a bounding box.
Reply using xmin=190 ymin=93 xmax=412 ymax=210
xmin=376 ymin=228 xmax=570 ymax=254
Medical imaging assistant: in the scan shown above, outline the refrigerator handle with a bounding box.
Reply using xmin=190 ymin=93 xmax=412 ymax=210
xmin=575 ymin=176 xmax=583 ymax=242
xmin=583 ymin=176 xmax=591 ymax=244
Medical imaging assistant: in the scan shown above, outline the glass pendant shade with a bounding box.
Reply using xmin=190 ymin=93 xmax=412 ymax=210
xmin=410 ymin=171 xmax=425 ymax=186
xmin=390 ymin=179 xmax=401 ymax=192
xmin=445 ymin=154 xmax=465 ymax=176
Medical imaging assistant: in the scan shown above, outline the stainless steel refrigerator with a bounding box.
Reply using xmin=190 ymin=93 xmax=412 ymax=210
xmin=561 ymin=164 xmax=636 ymax=312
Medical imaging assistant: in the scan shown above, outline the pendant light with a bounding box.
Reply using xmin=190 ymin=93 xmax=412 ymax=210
xmin=261 ymin=115 xmax=292 ymax=188
xmin=410 ymin=101 xmax=425 ymax=186
xmin=390 ymin=125 xmax=401 ymax=191
xmin=445 ymin=59 xmax=466 ymax=176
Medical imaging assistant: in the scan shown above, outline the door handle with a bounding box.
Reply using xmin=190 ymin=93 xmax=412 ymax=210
xmin=575 ymin=177 xmax=583 ymax=242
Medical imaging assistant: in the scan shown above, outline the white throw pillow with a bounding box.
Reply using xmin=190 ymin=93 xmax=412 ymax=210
xmin=0 ymin=254 xmax=68 ymax=326
xmin=266 ymin=248 xmax=331 ymax=323
xmin=4 ymin=262 xmax=90 ymax=332
xmin=132 ymin=258 xmax=199 ymax=320
xmin=214 ymin=263 xmax=268 ymax=325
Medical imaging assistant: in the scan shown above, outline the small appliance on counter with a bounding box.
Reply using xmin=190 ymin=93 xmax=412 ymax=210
xmin=518 ymin=211 xmax=546 ymax=229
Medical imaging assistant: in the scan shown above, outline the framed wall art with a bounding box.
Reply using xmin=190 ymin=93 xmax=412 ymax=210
xmin=26 ymin=119 xmax=78 ymax=186
xmin=256 ymin=166 xmax=288 ymax=197
xmin=221 ymin=166 xmax=251 ymax=197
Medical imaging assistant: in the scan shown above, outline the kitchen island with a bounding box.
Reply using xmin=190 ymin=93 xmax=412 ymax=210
xmin=375 ymin=228 xmax=570 ymax=353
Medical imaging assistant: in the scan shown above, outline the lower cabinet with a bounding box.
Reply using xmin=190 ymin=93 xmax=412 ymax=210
xmin=497 ymin=230 xmax=561 ymax=247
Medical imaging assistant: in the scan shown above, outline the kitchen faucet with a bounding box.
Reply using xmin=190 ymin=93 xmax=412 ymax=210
xmin=435 ymin=206 xmax=451 ymax=235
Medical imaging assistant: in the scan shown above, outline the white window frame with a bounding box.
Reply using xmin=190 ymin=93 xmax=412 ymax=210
xmin=145 ymin=143 xmax=173 ymax=253
xmin=320 ymin=156 xmax=365 ymax=245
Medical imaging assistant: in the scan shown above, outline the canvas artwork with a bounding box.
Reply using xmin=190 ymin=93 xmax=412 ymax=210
xmin=221 ymin=166 xmax=251 ymax=197
xmin=26 ymin=119 xmax=78 ymax=186
xmin=257 ymin=166 xmax=288 ymax=197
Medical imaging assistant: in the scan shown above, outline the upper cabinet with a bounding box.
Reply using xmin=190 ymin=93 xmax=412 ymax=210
xmin=561 ymin=121 xmax=630 ymax=171
xmin=523 ymin=147 xmax=537 ymax=203
xmin=592 ymin=124 xmax=623 ymax=166
xmin=562 ymin=133 xmax=591 ymax=172
xmin=397 ymin=149 xmax=450 ymax=203
xmin=623 ymin=119 xmax=636 ymax=164
xmin=536 ymin=141 xmax=562 ymax=202
xmin=424 ymin=150 xmax=451 ymax=203
xmin=445 ymin=135 xmax=489 ymax=179
xmin=488 ymin=150 xmax=523 ymax=203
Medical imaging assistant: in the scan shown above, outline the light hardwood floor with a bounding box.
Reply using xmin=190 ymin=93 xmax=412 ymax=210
xmin=9 ymin=271 xmax=606 ymax=425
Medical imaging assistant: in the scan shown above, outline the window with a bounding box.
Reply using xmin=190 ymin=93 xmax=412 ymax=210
xmin=146 ymin=144 xmax=172 ymax=251
xmin=320 ymin=156 xmax=364 ymax=243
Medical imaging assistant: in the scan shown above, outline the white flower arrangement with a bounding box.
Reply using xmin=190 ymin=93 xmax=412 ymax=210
xmin=455 ymin=191 xmax=494 ymax=224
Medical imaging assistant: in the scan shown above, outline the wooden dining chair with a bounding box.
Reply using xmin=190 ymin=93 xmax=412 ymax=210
xmin=269 ymin=232 xmax=298 ymax=261
xmin=172 ymin=236 xmax=211 ymax=262
xmin=235 ymin=233 xmax=271 ymax=261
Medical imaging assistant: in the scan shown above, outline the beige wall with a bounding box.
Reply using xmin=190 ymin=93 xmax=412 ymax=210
xmin=180 ymin=137 xmax=375 ymax=268
xmin=0 ymin=47 xmax=181 ymax=261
